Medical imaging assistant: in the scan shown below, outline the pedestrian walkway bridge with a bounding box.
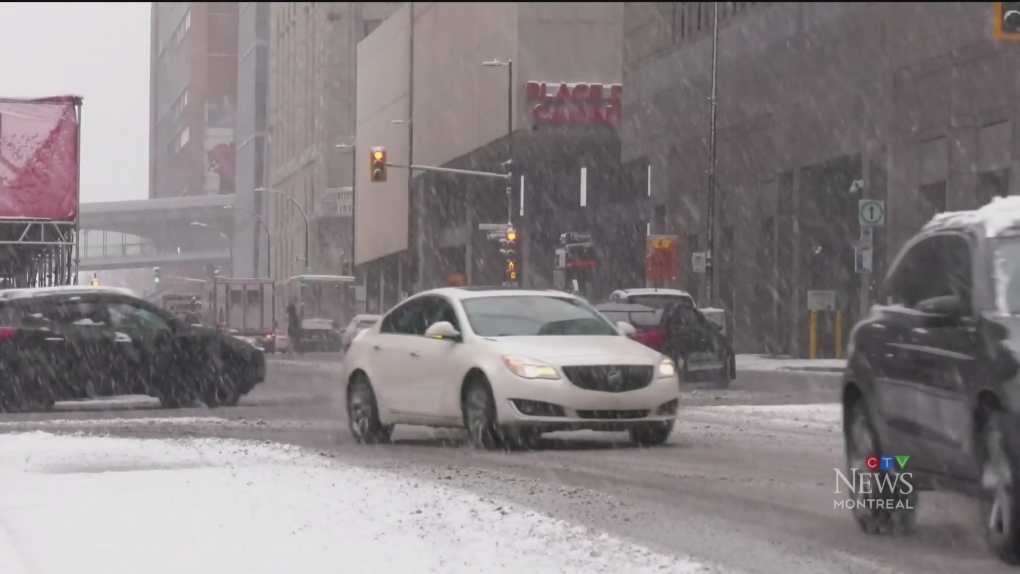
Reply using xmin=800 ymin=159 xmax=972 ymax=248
xmin=77 ymin=194 xmax=236 ymax=271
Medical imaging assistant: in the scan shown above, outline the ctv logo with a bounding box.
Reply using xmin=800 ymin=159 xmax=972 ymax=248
xmin=833 ymin=455 xmax=914 ymax=510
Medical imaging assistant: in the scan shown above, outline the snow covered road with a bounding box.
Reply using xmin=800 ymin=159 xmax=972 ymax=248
xmin=0 ymin=432 xmax=722 ymax=574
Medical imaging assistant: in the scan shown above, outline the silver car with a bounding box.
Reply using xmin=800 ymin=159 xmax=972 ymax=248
xmin=341 ymin=314 xmax=380 ymax=351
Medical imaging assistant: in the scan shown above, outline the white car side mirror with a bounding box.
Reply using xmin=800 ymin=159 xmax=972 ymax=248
xmin=616 ymin=321 xmax=637 ymax=336
xmin=424 ymin=321 xmax=461 ymax=341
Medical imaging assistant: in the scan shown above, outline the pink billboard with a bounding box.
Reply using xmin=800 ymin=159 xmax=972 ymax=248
xmin=0 ymin=95 xmax=81 ymax=222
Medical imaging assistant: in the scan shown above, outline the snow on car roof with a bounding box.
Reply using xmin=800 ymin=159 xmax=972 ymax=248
xmin=426 ymin=287 xmax=581 ymax=301
xmin=0 ymin=285 xmax=138 ymax=301
xmin=612 ymin=288 xmax=693 ymax=297
xmin=923 ymin=195 xmax=1020 ymax=237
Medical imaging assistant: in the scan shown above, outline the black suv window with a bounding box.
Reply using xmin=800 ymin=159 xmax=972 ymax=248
xmin=380 ymin=299 xmax=427 ymax=335
xmin=16 ymin=297 xmax=109 ymax=327
xmin=884 ymin=234 xmax=973 ymax=313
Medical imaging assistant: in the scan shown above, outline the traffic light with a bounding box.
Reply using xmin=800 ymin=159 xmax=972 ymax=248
xmin=369 ymin=147 xmax=387 ymax=183
xmin=153 ymin=267 xmax=161 ymax=285
xmin=90 ymin=273 xmax=99 ymax=287
xmin=504 ymin=227 xmax=519 ymax=284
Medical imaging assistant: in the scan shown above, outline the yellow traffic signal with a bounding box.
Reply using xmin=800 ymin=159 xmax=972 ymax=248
xmin=508 ymin=261 xmax=516 ymax=273
xmin=370 ymin=147 xmax=387 ymax=183
xmin=91 ymin=274 xmax=99 ymax=287
xmin=506 ymin=229 xmax=517 ymax=243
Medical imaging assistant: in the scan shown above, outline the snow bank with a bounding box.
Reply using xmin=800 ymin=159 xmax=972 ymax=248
xmin=0 ymin=432 xmax=724 ymax=574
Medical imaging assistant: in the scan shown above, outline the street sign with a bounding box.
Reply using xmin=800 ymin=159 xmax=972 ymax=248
xmin=807 ymin=290 xmax=837 ymax=311
xmin=859 ymin=199 xmax=886 ymax=227
xmin=478 ymin=222 xmax=509 ymax=232
xmin=692 ymin=252 xmax=707 ymax=274
xmin=855 ymin=246 xmax=874 ymax=274
xmin=646 ymin=235 xmax=679 ymax=282
xmin=486 ymin=231 xmax=505 ymax=240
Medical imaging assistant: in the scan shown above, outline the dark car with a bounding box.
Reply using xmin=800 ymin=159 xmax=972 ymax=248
xmin=594 ymin=302 xmax=667 ymax=350
xmin=595 ymin=300 xmax=735 ymax=386
xmin=0 ymin=286 xmax=265 ymax=413
xmin=842 ymin=200 xmax=1020 ymax=565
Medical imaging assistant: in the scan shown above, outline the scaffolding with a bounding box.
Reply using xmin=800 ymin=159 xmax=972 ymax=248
xmin=0 ymin=96 xmax=83 ymax=289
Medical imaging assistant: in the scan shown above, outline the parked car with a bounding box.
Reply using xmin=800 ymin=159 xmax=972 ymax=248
xmin=342 ymin=287 xmax=681 ymax=450
xmin=593 ymin=302 xmax=666 ymax=351
xmin=596 ymin=300 xmax=734 ymax=386
xmin=341 ymin=314 xmax=381 ymax=352
xmin=0 ymin=285 xmax=266 ymax=412
xmin=842 ymin=196 xmax=1020 ymax=565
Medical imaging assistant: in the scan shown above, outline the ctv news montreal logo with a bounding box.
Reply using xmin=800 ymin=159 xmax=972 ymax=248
xmin=834 ymin=455 xmax=914 ymax=510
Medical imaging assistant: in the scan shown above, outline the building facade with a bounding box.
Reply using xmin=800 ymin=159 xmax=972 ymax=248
xmin=355 ymin=2 xmax=640 ymax=313
xmin=148 ymin=2 xmax=239 ymax=283
xmin=265 ymin=1 xmax=401 ymax=291
xmin=149 ymin=2 xmax=240 ymax=200
xmin=623 ymin=2 xmax=1020 ymax=357
xmin=232 ymin=1 xmax=270 ymax=278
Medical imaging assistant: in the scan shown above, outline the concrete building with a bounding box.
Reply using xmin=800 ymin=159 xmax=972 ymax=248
xmin=232 ymin=2 xmax=271 ymax=278
xmin=355 ymin=2 xmax=641 ymax=313
xmin=148 ymin=2 xmax=239 ymax=283
xmin=622 ymin=2 xmax=1020 ymax=357
xmin=265 ymin=2 xmax=401 ymax=289
xmin=149 ymin=2 xmax=240 ymax=199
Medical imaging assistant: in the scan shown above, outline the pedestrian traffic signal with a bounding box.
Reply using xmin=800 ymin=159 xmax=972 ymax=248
xmin=369 ymin=147 xmax=387 ymax=183
xmin=91 ymin=273 xmax=99 ymax=287
xmin=153 ymin=267 xmax=161 ymax=285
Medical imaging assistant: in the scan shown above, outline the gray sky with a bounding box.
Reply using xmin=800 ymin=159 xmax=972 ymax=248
xmin=0 ymin=2 xmax=150 ymax=203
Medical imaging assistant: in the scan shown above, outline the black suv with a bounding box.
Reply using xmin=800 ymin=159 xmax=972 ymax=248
xmin=842 ymin=203 xmax=1020 ymax=564
xmin=0 ymin=286 xmax=266 ymax=412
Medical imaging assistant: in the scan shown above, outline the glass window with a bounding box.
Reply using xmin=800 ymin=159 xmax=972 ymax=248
xmin=106 ymin=302 xmax=173 ymax=332
xmin=380 ymin=299 xmax=427 ymax=335
xmin=421 ymin=297 xmax=460 ymax=332
xmin=462 ymin=295 xmax=618 ymax=337
xmin=992 ymin=236 xmax=1020 ymax=314
xmin=885 ymin=234 xmax=972 ymax=312
xmin=19 ymin=298 xmax=108 ymax=327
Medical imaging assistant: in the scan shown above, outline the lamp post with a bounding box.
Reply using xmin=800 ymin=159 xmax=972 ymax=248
xmin=190 ymin=221 xmax=233 ymax=276
xmin=483 ymin=58 xmax=516 ymax=287
xmin=705 ymin=2 xmax=720 ymax=307
xmin=392 ymin=118 xmax=417 ymax=294
xmin=223 ymin=205 xmax=272 ymax=278
xmin=256 ymin=187 xmax=311 ymax=275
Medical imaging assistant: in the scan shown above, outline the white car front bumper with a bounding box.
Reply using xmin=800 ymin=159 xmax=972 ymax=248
xmin=488 ymin=367 xmax=680 ymax=431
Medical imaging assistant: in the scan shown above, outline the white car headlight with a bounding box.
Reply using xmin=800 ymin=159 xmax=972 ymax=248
xmin=658 ymin=357 xmax=677 ymax=378
xmin=501 ymin=355 xmax=560 ymax=380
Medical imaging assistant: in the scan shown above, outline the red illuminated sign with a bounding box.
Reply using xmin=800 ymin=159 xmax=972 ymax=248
xmin=525 ymin=82 xmax=622 ymax=126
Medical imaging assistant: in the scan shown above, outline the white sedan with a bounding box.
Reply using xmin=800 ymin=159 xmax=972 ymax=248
xmin=341 ymin=288 xmax=681 ymax=450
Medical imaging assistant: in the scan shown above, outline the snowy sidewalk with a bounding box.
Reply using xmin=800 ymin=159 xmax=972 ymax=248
xmin=0 ymin=433 xmax=727 ymax=574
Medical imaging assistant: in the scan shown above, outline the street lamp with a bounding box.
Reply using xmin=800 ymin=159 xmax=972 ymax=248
xmin=191 ymin=221 xmax=233 ymax=275
xmin=482 ymin=59 xmax=513 ymax=138
xmin=223 ymin=205 xmax=272 ymax=279
xmin=256 ymin=187 xmax=311 ymax=275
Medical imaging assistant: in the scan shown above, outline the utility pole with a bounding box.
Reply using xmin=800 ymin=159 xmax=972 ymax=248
xmin=705 ymin=1 xmax=720 ymax=306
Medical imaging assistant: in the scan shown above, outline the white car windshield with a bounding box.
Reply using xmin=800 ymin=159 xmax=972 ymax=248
xmin=462 ymin=295 xmax=618 ymax=337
